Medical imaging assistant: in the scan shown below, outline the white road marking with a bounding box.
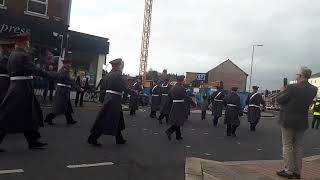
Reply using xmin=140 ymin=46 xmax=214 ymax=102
xmin=191 ymin=129 xmax=195 ymax=131
xmin=186 ymin=146 xmax=191 ymax=148
xmin=257 ymin=148 xmax=263 ymax=151
xmin=0 ymin=169 xmax=24 ymax=175
xmin=67 ymin=162 xmax=114 ymax=169
xmin=142 ymin=128 xmax=148 ymax=131
xmin=132 ymin=124 xmax=136 ymax=127
xmin=204 ymin=133 xmax=209 ymax=135
xmin=153 ymin=133 xmax=158 ymax=135
xmin=204 ymin=153 xmax=212 ymax=156
xmin=237 ymin=142 xmax=241 ymax=145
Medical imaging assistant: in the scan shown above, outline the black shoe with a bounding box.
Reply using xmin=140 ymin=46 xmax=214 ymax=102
xmin=47 ymin=121 xmax=56 ymax=126
xmin=213 ymin=124 xmax=217 ymax=127
xmin=276 ymin=170 xmax=294 ymax=179
xmin=67 ymin=121 xmax=77 ymax=125
xmin=29 ymin=142 xmax=48 ymax=150
xmin=293 ymin=173 xmax=301 ymax=179
xmin=87 ymin=139 xmax=102 ymax=147
xmin=232 ymin=133 xmax=237 ymax=137
xmin=227 ymin=133 xmax=231 ymax=136
xmin=176 ymin=137 xmax=183 ymax=141
xmin=165 ymin=131 xmax=172 ymax=141
xmin=0 ymin=148 xmax=5 ymax=152
xmin=116 ymin=139 xmax=127 ymax=145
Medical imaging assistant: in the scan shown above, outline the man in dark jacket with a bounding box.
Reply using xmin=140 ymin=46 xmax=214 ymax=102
xmin=276 ymin=67 xmax=317 ymax=179
xmin=0 ymin=34 xmax=51 ymax=151
xmin=96 ymin=72 xmax=107 ymax=103
xmin=0 ymin=40 xmax=14 ymax=103
xmin=210 ymin=87 xmax=225 ymax=126
xmin=129 ymin=80 xmax=142 ymax=115
xmin=150 ymin=80 xmax=162 ymax=118
xmin=165 ymin=76 xmax=196 ymax=141
xmin=158 ymin=78 xmax=172 ymax=124
xmin=223 ymin=87 xmax=243 ymax=137
xmin=43 ymin=64 xmax=56 ymax=102
xmin=88 ymin=58 xmax=136 ymax=146
xmin=246 ymin=86 xmax=266 ymax=131
xmin=44 ymin=60 xmax=82 ymax=126
xmin=75 ymin=71 xmax=89 ymax=107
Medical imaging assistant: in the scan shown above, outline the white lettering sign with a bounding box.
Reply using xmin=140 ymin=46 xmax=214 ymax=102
xmin=196 ymin=74 xmax=206 ymax=81
xmin=0 ymin=24 xmax=31 ymax=34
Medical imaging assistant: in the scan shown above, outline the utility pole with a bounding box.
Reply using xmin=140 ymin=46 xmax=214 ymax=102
xmin=248 ymin=44 xmax=263 ymax=92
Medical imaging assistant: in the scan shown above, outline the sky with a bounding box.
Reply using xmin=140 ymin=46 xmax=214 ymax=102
xmin=69 ymin=0 xmax=320 ymax=90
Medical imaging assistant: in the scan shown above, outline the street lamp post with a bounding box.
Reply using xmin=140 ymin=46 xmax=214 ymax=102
xmin=249 ymin=44 xmax=263 ymax=92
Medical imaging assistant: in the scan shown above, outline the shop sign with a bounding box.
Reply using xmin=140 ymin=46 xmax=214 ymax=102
xmin=0 ymin=23 xmax=31 ymax=35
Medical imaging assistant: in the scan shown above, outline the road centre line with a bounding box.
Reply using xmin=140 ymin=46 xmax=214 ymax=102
xmin=67 ymin=162 xmax=114 ymax=169
xmin=0 ymin=169 xmax=24 ymax=175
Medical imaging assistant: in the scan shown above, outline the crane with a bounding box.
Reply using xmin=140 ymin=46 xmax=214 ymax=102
xmin=139 ymin=0 xmax=153 ymax=86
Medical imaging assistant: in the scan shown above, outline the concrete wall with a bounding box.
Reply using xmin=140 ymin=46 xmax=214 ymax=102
xmin=207 ymin=60 xmax=247 ymax=92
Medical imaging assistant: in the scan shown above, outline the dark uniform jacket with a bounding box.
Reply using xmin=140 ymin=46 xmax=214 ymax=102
xmin=210 ymin=90 xmax=225 ymax=117
xmin=159 ymin=83 xmax=172 ymax=115
xmin=91 ymin=69 xmax=135 ymax=136
xmin=52 ymin=67 xmax=80 ymax=115
xmin=0 ymin=47 xmax=50 ymax=133
xmin=223 ymin=91 xmax=242 ymax=126
xmin=129 ymin=82 xmax=142 ymax=110
xmin=151 ymin=83 xmax=162 ymax=111
xmin=277 ymin=81 xmax=317 ymax=131
xmin=246 ymin=92 xmax=265 ymax=123
xmin=0 ymin=54 xmax=10 ymax=102
xmin=168 ymin=83 xmax=196 ymax=126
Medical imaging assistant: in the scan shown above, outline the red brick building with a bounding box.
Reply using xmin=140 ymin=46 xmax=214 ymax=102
xmin=0 ymin=0 xmax=110 ymax=85
xmin=186 ymin=59 xmax=248 ymax=92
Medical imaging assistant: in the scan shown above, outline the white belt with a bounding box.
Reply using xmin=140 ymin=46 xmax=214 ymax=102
xmin=106 ymin=90 xmax=123 ymax=96
xmin=0 ymin=74 xmax=9 ymax=77
xmin=152 ymin=95 xmax=160 ymax=97
xmin=162 ymin=94 xmax=168 ymax=96
xmin=173 ymin=100 xmax=184 ymax=103
xmin=214 ymin=99 xmax=223 ymax=102
xmin=249 ymin=104 xmax=260 ymax=108
xmin=57 ymin=83 xmax=71 ymax=88
xmin=227 ymin=104 xmax=237 ymax=107
xmin=10 ymin=76 xmax=33 ymax=80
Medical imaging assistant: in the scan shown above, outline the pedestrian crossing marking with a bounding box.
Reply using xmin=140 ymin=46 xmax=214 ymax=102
xmin=0 ymin=169 xmax=24 ymax=175
xmin=67 ymin=162 xmax=114 ymax=169
xmin=204 ymin=153 xmax=212 ymax=156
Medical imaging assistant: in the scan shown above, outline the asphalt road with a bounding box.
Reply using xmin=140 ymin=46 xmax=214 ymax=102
xmin=0 ymin=107 xmax=319 ymax=180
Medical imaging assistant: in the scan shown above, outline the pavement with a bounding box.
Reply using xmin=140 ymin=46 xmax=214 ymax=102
xmin=0 ymin=106 xmax=319 ymax=180
xmin=185 ymin=156 xmax=320 ymax=180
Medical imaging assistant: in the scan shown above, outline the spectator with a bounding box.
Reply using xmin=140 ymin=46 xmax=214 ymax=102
xmin=75 ymin=71 xmax=89 ymax=107
xmin=276 ymin=67 xmax=318 ymax=179
xmin=311 ymin=98 xmax=320 ymax=130
xmin=201 ymin=96 xmax=208 ymax=120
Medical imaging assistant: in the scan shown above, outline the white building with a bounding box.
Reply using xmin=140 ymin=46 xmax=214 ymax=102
xmin=309 ymin=72 xmax=320 ymax=98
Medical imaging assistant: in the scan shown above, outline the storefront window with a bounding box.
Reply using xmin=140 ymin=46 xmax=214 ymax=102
xmin=0 ymin=0 xmax=5 ymax=6
xmin=27 ymin=0 xmax=48 ymax=15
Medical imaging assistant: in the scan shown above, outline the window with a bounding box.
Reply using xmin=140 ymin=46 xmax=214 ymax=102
xmin=27 ymin=0 xmax=48 ymax=16
xmin=0 ymin=0 xmax=5 ymax=7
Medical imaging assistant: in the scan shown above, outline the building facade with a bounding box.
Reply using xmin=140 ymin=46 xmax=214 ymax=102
xmin=0 ymin=0 xmax=109 ymax=86
xmin=186 ymin=59 xmax=248 ymax=92
xmin=207 ymin=59 xmax=248 ymax=92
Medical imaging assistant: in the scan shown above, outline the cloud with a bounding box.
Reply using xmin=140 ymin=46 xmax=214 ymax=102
xmin=70 ymin=0 xmax=320 ymax=90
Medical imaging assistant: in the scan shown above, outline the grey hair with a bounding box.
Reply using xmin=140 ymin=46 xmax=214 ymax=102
xmin=300 ymin=66 xmax=312 ymax=79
